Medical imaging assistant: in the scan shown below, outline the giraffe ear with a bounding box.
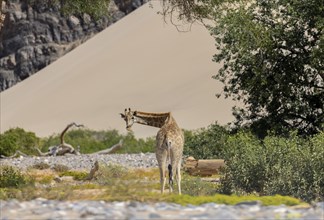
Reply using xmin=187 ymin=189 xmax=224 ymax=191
xmin=134 ymin=111 xmax=137 ymax=116
xmin=120 ymin=113 xmax=125 ymax=118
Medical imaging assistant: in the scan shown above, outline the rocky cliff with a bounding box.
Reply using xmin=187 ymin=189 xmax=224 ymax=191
xmin=0 ymin=0 xmax=146 ymax=91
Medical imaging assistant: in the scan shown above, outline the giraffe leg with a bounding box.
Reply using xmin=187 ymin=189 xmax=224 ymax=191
xmin=176 ymin=161 xmax=182 ymax=195
xmin=156 ymin=148 xmax=167 ymax=194
xmin=159 ymin=165 xmax=166 ymax=194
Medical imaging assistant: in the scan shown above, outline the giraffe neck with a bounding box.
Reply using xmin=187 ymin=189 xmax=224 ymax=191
xmin=134 ymin=111 xmax=172 ymax=128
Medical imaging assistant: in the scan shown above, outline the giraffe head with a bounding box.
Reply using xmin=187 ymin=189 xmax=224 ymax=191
xmin=120 ymin=108 xmax=136 ymax=131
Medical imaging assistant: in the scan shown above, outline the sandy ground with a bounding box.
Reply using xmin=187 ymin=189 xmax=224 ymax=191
xmin=0 ymin=1 xmax=239 ymax=138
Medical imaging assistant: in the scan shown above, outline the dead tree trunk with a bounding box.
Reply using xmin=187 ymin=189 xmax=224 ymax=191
xmin=33 ymin=122 xmax=84 ymax=157
xmin=90 ymin=139 xmax=123 ymax=155
xmin=55 ymin=122 xmax=84 ymax=156
xmin=184 ymin=156 xmax=225 ymax=177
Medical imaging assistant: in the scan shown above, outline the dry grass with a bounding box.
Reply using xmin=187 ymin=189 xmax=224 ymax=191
xmin=0 ymin=164 xmax=305 ymax=206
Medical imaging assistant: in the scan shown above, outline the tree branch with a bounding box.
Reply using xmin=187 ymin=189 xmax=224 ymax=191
xmin=90 ymin=139 xmax=123 ymax=155
xmin=60 ymin=122 xmax=84 ymax=145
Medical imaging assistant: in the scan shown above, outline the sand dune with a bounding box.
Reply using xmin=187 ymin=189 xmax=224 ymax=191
xmin=0 ymin=1 xmax=238 ymax=138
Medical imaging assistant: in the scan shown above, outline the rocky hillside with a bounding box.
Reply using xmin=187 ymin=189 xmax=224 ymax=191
xmin=0 ymin=0 xmax=146 ymax=91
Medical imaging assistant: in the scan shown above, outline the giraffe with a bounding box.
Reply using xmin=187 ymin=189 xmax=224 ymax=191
xmin=120 ymin=108 xmax=184 ymax=194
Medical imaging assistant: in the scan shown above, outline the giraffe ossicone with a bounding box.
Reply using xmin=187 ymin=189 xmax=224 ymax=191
xmin=120 ymin=108 xmax=184 ymax=194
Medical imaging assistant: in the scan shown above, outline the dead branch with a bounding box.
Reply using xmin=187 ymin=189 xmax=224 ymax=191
xmin=90 ymin=139 xmax=123 ymax=155
xmin=60 ymin=122 xmax=84 ymax=145
xmin=85 ymin=160 xmax=99 ymax=180
xmin=33 ymin=139 xmax=123 ymax=157
xmin=34 ymin=147 xmax=51 ymax=156
xmin=55 ymin=122 xmax=84 ymax=156
xmin=0 ymin=150 xmax=29 ymax=159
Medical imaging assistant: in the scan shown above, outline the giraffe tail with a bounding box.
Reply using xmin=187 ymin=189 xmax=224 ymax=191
xmin=168 ymin=164 xmax=173 ymax=188
xmin=165 ymin=135 xmax=173 ymax=191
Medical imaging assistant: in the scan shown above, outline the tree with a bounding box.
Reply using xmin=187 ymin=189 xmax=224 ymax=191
xmin=161 ymin=0 xmax=324 ymax=137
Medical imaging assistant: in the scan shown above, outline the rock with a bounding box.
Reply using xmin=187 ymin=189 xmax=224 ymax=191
xmin=68 ymin=15 xmax=80 ymax=28
xmin=0 ymin=0 xmax=148 ymax=91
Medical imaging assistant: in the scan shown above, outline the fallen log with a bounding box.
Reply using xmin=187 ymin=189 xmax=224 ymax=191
xmin=184 ymin=156 xmax=225 ymax=177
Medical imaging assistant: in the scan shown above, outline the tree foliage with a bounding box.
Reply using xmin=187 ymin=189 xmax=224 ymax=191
xmin=0 ymin=128 xmax=39 ymax=156
xmin=161 ymin=0 xmax=324 ymax=136
xmin=184 ymin=122 xmax=229 ymax=159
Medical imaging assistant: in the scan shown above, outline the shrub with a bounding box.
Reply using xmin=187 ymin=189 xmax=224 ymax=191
xmin=219 ymin=131 xmax=324 ymax=202
xmin=117 ymin=133 xmax=155 ymax=154
xmin=0 ymin=128 xmax=39 ymax=156
xmin=95 ymin=163 xmax=129 ymax=185
xmin=181 ymin=175 xmax=218 ymax=196
xmin=184 ymin=123 xmax=229 ymax=159
xmin=0 ymin=166 xmax=34 ymax=188
xmin=31 ymin=162 xmax=50 ymax=170
xmin=52 ymin=164 xmax=70 ymax=172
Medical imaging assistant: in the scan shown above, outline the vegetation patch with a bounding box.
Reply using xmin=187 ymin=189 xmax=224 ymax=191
xmin=52 ymin=164 xmax=70 ymax=172
xmin=31 ymin=162 xmax=50 ymax=170
xmin=59 ymin=170 xmax=89 ymax=181
xmin=0 ymin=165 xmax=306 ymax=207
xmin=0 ymin=165 xmax=34 ymax=188
xmin=168 ymin=194 xmax=303 ymax=206
xmin=181 ymin=175 xmax=218 ymax=196
xmin=219 ymin=131 xmax=324 ymax=202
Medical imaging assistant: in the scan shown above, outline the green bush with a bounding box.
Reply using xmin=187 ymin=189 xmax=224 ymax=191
xmin=117 ymin=132 xmax=155 ymax=154
xmin=0 ymin=128 xmax=40 ymax=156
xmin=219 ymin=131 xmax=324 ymax=202
xmin=0 ymin=166 xmax=34 ymax=188
xmin=184 ymin=123 xmax=229 ymax=159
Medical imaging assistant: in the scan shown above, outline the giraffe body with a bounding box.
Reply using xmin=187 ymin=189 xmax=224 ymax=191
xmin=120 ymin=108 xmax=184 ymax=194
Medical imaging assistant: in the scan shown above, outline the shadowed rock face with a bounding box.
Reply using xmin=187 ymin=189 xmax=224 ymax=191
xmin=0 ymin=0 xmax=146 ymax=91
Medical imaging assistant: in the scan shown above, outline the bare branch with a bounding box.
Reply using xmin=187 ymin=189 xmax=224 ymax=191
xmin=90 ymin=139 xmax=123 ymax=155
xmin=0 ymin=150 xmax=29 ymax=159
xmin=60 ymin=122 xmax=84 ymax=145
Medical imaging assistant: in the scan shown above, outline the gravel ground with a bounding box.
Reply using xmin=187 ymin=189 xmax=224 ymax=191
xmin=1 ymin=199 xmax=323 ymax=220
xmin=0 ymin=153 xmax=158 ymax=171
